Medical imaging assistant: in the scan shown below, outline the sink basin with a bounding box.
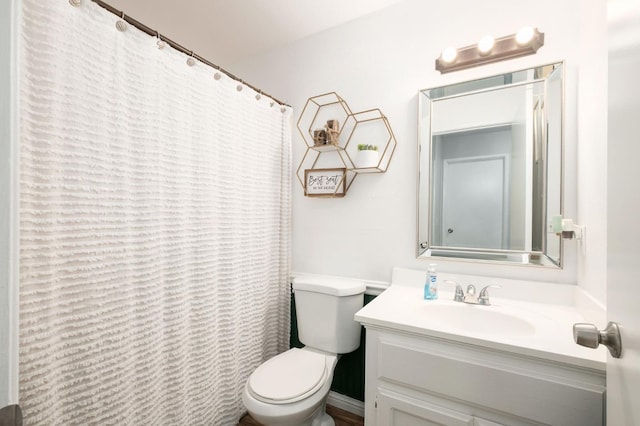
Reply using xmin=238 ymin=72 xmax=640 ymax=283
xmin=423 ymin=303 xmax=537 ymax=336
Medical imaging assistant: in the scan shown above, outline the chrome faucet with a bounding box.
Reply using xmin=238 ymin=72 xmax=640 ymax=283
xmin=454 ymin=284 xmax=500 ymax=306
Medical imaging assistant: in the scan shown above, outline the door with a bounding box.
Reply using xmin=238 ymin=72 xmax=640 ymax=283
xmin=606 ymin=0 xmax=640 ymax=424
xmin=442 ymin=155 xmax=507 ymax=249
xmin=0 ymin=0 xmax=19 ymax=408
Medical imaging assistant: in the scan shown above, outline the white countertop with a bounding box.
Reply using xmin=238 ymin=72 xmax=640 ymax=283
xmin=355 ymin=268 xmax=607 ymax=371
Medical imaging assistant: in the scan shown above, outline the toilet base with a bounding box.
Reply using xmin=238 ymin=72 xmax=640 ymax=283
xmin=245 ymin=401 xmax=334 ymax=426
xmin=312 ymin=410 xmax=335 ymax=426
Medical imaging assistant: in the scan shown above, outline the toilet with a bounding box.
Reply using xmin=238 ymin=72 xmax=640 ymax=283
xmin=242 ymin=275 xmax=366 ymax=426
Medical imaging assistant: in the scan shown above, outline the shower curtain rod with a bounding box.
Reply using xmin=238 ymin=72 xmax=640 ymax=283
xmin=91 ymin=0 xmax=291 ymax=108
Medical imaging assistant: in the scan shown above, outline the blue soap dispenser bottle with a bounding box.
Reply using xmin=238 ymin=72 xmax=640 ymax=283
xmin=424 ymin=263 xmax=438 ymax=300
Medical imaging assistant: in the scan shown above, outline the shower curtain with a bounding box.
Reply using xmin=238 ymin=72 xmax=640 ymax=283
xmin=19 ymin=1 xmax=291 ymax=425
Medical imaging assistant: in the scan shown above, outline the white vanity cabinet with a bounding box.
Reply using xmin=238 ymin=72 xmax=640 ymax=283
xmin=363 ymin=327 xmax=606 ymax=426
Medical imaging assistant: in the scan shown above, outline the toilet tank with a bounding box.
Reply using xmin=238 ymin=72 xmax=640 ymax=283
xmin=292 ymin=275 xmax=366 ymax=354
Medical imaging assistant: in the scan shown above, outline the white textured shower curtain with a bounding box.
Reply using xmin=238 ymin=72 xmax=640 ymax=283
xmin=19 ymin=1 xmax=291 ymax=425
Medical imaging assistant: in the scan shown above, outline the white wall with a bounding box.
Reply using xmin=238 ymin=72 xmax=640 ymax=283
xmin=577 ymin=0 xmax=608 ymax=304
xmin=232 ymin=0 xmax=607 ymax=295
xmin=0 ymin=0 xmax=20 ymax=407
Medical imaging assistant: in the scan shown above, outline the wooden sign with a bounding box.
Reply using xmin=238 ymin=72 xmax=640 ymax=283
xmin=304 ymin=168 xmax=346 ymax=197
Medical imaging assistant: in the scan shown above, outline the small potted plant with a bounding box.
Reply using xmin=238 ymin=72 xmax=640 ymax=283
xmin=356 ymin=144 xmax=379 ymax=168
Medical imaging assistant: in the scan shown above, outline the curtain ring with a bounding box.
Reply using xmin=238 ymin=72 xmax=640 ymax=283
xmin=156 ymin=31 xmax=166 ymax=49
xmin=116 ymin=12 xmax=127 ymax=32
xmin=255 ymin=90 xmax=262 ymax=101
xmin=213 ymin=65 xmax=223 ymax=80
xmin=186 ymin=52 xmax=196 ymax=67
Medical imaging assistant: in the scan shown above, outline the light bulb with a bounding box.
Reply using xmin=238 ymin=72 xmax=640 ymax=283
xmin=441 ymin=47 xmax=458 ymax=63
xmin=478 ymin=35 xmax=495 ymax=55
xmin=516 ymin=26 xmax=535 ymax=45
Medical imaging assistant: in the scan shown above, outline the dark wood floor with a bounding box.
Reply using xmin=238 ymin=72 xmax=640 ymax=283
xmin=238 ymin=404 xmax=364 ymax=426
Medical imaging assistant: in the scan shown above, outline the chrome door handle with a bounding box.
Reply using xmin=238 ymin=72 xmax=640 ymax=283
xmin=573 ymin=321 xmax=622 ymax=358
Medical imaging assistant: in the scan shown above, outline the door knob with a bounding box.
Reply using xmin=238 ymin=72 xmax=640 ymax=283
xmin=447 ymin=228 xmax=454 ymax=234
xmin=573 ymin=321 xmax=622 ymax=358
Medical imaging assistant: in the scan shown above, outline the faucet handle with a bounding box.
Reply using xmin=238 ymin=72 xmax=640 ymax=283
xmin=478 ymin=285 xmax=501 ymax=305
xmin=453 ymin=284 xmax=464 ymax=302
xmin=444 ymin=280 xmax=464 ymax=302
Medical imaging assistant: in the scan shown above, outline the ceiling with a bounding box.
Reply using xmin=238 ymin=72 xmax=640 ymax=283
xmin=104 ymin=0 xmax=405 ymax=68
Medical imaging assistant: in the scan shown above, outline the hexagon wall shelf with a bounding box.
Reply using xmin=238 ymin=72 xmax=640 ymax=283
xmin=297 ymin=92 xmax=352 ymax=151
xmin=341 ymin=108 xmax=397 ymax=173
xmin=296 ymin=92 xmax=397 ymax=197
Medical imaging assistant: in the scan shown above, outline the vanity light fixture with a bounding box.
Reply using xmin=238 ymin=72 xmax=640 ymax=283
xmin=441 ymin=46 xmax=458 ymax=63
xmin=477 ymin=35 xmax=495 ymax=55
xmin=435 ymin=27 xmax=544 ymax=73
xmin=515 ymin=26 xmax=535 ymax=45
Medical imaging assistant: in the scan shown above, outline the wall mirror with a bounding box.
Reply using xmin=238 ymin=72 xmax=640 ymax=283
xmin=418 ymin=62 xmax=564 ymax=267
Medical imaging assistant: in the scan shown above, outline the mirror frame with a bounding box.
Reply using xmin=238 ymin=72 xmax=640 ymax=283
xmin=417 ymin=62 xmax=564 ymax=268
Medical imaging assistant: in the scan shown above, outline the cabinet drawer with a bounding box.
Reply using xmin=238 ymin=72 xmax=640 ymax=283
xmin=377 ymin=388 xmax=474 ymax=426
xmin=376 ymin=334 xmax=605 ymax=426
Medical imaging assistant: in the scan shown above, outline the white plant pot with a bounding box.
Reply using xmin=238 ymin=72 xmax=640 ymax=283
xmin=356 ymin=150 xmax=380 ymax=168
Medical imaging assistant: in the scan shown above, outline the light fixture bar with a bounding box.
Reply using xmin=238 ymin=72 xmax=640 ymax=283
xmin=435 ymin=28 xmax=544 ymax=74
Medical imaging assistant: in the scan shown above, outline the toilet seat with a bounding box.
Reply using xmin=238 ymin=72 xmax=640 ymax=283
xmin=248 ymin=348 xmax=329 ymax=405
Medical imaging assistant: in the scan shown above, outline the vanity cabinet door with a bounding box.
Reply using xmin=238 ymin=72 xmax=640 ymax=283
xmin=376 ymin=388 xmax=474 ymax=426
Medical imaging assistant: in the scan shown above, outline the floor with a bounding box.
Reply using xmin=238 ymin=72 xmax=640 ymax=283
xmin=238 ymin=404 xmax=364 ymax=426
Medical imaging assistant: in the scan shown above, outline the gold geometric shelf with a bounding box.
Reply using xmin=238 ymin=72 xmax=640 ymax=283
xmin=341 ymin=108 xmax=397 ymax=174
xmin=296 ymin=92 xmax=352 ymax=151
xmin=296 ymin=92 xmax=397 ymax=197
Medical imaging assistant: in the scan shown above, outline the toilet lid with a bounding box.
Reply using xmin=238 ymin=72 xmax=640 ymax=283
xmin=248 ymin=348 xmax=328 ymax=404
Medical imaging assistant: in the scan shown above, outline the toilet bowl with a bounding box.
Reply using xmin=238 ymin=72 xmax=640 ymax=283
xmin=242 ymin=348 xmax=337 ymax=426
xmin=242 ymin=275 xmax=365 ymax=426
